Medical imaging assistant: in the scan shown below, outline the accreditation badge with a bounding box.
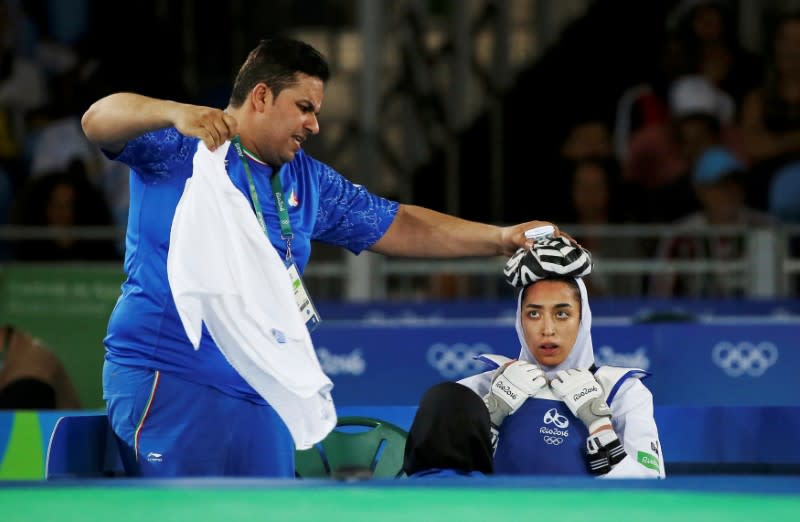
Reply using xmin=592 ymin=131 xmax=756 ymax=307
xmin=285 ymin=260 xmax=321 ymax=332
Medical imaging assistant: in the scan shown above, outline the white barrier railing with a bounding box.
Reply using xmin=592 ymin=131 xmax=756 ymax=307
xmin=0 ymin=224 xmax=798 ymax=299
xmin=308 ymin=224 xmax=800 ymax=299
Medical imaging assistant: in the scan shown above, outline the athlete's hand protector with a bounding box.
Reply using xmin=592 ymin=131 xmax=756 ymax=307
xmin=585 ymin=426 xmax=627 ymax=475
xmin=551 ymin=368 xmax=626 ymax=475
xmin=550 ymin=368 xmax=613 ymax=434
xmin=481 ymin=354 xmax=547 ymax=427
xmin=504 ymin=236 xmax=592 ymax=289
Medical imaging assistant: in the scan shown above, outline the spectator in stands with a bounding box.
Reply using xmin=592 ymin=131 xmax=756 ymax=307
xmin=650 ymin=146 xmax=775 ymax=297
xmin=24 ymin=63 xmax=130 ymax=257
xmin=405 ymin=240 xmax=664 ymax=478
xmin=670 ymin=0 xmax=763 ymax=108
xmin=536 ymin=115 xmax=616 ymax=225
xmin=625 ymin=74 xmax=744 ymax=222
xmin=767 ymin=160 xmax=800 ymax=294
xmin=768 ymin=161 xmax=800 ymax=223
xmin=27 ymin=70 xmax=100 ymax=181
xmin=560 ymin=118 xmax=614 ymax=163
xmin=614 ymin=30 xmax=692 ymax=162
xmin=0 ymin=324 xmax=81 ymax=409
xmin=566 ymin=157 xmax=645 ymax=296
xmin=627 ymin=75 xmax=741 ymax=188
xmin=0 ymin=0 xmax=47 ymax=188
xmin=10 ymin=163 xmax=119 ymax=261
xmin=740 ymin=12 xmax=800 ymax=211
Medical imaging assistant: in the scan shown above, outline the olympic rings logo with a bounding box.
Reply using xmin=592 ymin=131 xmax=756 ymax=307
xmin=712 ymin=341 xmax=779 ymax=377
xmin=543 ymin=436 xmax=564 ymax=445
xmin=543 ymin=408 xmax=569 ymax=429
xmin=426 ymin=343 xmax=494 ymax=378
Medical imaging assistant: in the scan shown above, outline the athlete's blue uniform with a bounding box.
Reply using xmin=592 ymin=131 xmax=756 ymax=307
xmin=102 ymin=128 xmax=398 ymax=477
xmin=491 ymin=368 xmax=649 ymax=476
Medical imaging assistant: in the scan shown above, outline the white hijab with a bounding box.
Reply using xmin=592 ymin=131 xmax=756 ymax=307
xmin=458 ymin=276 xmax=594 ymax=394
xmin=516 ymin=277 xmax=595 ymax=379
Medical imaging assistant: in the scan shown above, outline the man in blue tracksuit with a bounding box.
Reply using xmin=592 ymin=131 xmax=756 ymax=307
xmin=81 ymin=37 xmax=559 ymax=478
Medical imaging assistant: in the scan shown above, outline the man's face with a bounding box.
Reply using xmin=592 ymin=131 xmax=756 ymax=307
xmin=256 ymin=73 xmax=324 ymax=166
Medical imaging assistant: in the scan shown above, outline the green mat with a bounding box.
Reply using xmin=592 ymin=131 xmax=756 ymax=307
xmin=2 ymin=486 xmax=798 ymax=522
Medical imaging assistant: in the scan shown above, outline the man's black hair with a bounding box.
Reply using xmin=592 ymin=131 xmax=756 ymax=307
xmin=229 ymin=37 xmax=330 ymax=107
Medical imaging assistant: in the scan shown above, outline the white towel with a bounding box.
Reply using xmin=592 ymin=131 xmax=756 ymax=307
xmin=167 ymin=141 xmax=336 ymax=449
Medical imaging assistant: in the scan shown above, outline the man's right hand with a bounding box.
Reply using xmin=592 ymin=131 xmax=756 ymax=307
xmin=172 ymin=104 xmax=238 ymax=152
xmin=483 ymin=358 xmax=547 ymax=427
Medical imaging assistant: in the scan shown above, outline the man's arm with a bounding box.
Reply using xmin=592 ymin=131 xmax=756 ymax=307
xmin=81 ymin=92 xmax=237 ymax=154
xmin=369 ymin=204 xmax=559 ymax=258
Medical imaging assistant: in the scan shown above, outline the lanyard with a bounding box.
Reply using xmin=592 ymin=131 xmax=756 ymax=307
xmin=231 ymin=136 xmax=294 ymax=259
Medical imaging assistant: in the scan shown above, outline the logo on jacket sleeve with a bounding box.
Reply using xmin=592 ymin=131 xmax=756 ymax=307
xmin=637 ymin=450 xmax=660 ymax=472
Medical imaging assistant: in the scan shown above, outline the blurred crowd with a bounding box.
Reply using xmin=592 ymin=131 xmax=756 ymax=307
xmin=431 ymin=0 xmax=800 ymax=299
xmin=1 ymin=0 xmax=799 ymax=297
xmin=552 ymin=0 xmax=800 ymax=297
xmin=0 ymin=0 xmax=125 ymax=262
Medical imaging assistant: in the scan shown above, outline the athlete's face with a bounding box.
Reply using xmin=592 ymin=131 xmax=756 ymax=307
xmin=521 ymin=280 xmax=581 ymax=368
xmin=255 ymin=73 xmax=324 ymax=166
